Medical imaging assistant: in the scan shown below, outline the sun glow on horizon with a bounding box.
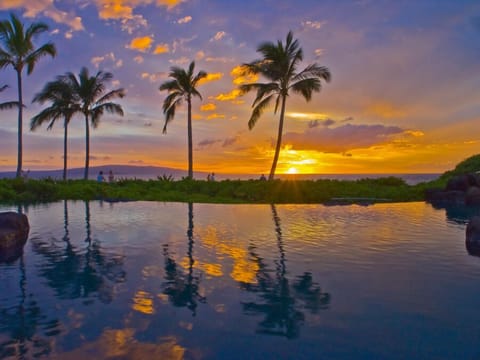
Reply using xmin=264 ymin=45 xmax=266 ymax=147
xmin=286 ymin=167 xmax=298 ymax=174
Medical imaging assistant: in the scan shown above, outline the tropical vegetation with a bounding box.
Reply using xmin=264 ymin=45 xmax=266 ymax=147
xmin=159 ymin=61 xmax=207 ymax=179
xmin=0 ymin=13 xmax=56 ymax=178
xmin=0 ymin=176 xmax=426 ymax=205
xmin=239 ymin=31 xmax=331 ymax=180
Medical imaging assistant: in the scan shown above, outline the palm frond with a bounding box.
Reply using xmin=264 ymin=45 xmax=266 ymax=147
xmin=292 ymin=64 xmax=331 ymax=83
xmin=30 ymin=107 xmax=62 ymax=130
xmin=90 ymin=103 xmax=124 ymax=128
xmin=159 ymin=79 xmax=182 ymax=93
xmin=252 ymin=83 xmax=279 ymax=108
xmin=26 ymin=43 xmax=56 ymax=74
xmin=290 ymin=78 xmax=321 ymax=101
xmin=95 ymin=88 xmax=125 ymax=105
xmin=163 ymin=97 xmax=183 ymax=133
xmin=0 ymin=101 xmax=19 ymax=110
xmin=159 ymin=60 xmax=205 ymax=129
xmin=25 ymin=22 xmax=49 ymax=40
xmin=248 ymin=94 xmax=274 ymax=130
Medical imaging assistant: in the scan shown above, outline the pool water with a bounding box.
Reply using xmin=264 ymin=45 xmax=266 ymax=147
xmin=0 ymin=201 xmax=479 ymax=359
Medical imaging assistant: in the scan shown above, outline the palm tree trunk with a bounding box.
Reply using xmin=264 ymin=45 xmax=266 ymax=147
xmin=16 ymin=70 xmax=23 ymax=178
xmin=269 ymin=94 xmax=287 ymax=180
xmin=63 ymin=118 xmax=68 ymax=181
xmin=187 ymin=97 xmax=193 ymax=179
xmin=84 ymin=115 xmax=90 ymax=180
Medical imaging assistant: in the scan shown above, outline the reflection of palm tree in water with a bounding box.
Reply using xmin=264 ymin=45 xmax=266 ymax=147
xmin=162 ymin=202 xmax=206 ymax=316
xmin=240 ymin=204 xmax=330 ymax=339
xmin=32 ymin=200 xmax=126 ymax=302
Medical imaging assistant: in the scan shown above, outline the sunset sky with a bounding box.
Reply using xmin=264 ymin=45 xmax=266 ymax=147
xmin=0 ymin=0 xmax=479 ymax=175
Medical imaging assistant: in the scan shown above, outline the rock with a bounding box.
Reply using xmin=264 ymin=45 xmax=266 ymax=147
xmin=466 ymin=216 xmax=480 ymax=257
xmin=0 ymin=212 xmax=29 ymax=262
xmin=425 ymin=189 xmax=465 ymax=206
xmin=446 ymin=175 xmax=471 ymax=192
xmin=466 ymin=187 xmax=480 ymax=205
xmin=466 ymin=216 xmax=480 ymax=242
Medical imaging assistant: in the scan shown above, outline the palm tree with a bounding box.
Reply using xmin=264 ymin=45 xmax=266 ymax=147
xmin=159 ymin=61 xmax=207 ymax=179
xmin=62 ymin=67 xmax=125 ymax=180
xmin=239 ymin=31 xmax=331 ymax=180
xmin=0 ymin=13 xmax=56 ymax=178
xmin=31 ymin=79 xmax=79 ymax=180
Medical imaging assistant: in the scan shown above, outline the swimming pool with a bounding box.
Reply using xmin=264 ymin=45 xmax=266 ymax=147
xmin=0 ymin=201 xmax=479 ymax=359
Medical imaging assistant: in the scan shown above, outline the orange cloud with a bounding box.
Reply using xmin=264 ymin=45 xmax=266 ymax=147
xmin=197 ymin=72 xmax=223 ymax=85
xmin=404 ymin=130 xmax=424 ymax=137
xmin=156 ymin=0 xmax=186 ymax=9
xmin=215 ymin=89 xmax=242 ymax=101
xmin=207 ymin=113 xmax=225 ymax=120
xmin=230 ymin=65 xmax=259 ymax=85
xmin=95 ymin=0 xmax=185 ymax=20
xmin=96 ymin=0 xmax=139 ymax=20
xmin=200 ymin=103 xmax=216 ymax=112
xmin=128 ymin=36 xmax=153 ymax=52
xmin=153 ymin=43 xmax=170 ymax=54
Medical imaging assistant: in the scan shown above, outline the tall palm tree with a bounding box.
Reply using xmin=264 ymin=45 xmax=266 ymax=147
xmin=239 ymin=31 xmax=331 ymax=180
xmin=62 ymin=67 xmax=125 ymax=180
xmin=159 ymin=61 xmax=207 ymax=179
xmin=0 ymin=13 xmax=56 ymax=178
xmin=31 ymin=78 xmax=79 ymax=180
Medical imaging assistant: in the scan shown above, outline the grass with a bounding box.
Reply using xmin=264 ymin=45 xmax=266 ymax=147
xmin=0 ymin=175 xmax=434 ymax=205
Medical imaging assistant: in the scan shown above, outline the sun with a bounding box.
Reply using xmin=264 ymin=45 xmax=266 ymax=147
xmin=286 ymin=167 xmax=298 ymax=174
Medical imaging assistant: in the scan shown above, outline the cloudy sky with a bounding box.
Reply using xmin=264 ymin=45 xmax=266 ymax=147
xmin=0 ymin=0 xmax=479 ymax=175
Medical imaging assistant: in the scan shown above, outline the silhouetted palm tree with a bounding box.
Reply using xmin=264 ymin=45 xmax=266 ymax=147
xmin=31 ymin=78 xmax=80 ymax=180
xmin=0 ymin=13 xmax=56 ymax=178
xmin=159 ymin=61 xmax=207 ymax=179
xmin=62 ymin=67 xmax=125 ymax=180
xmin=240 ymin=31 xmax=331 ymax=180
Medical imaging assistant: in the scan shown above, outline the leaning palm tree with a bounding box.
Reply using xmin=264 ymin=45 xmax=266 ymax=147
xmin=239 ymin=31 xmax=331 ymax=180
xmin=62 ymin=67 xmax=125 ymax=180
xmin=0 ymin=13 xmax=56 ymax=178
xmin=31 ymin=78 xmax=80 ymax=180
xmin=159 ymin=61 xmax=207 ymax=179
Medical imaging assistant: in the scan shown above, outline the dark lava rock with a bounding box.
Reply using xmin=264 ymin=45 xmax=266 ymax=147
xmin=466 ymin=216 xmax=480 ymax=243
xmin=466 ymin=216 xmax=480 ymax=257
xmin=425 ymin=189 xmax=465 ymax=206
xmin=466 ymin=187 xmax=480 ymax=206
xmin=0 ymin=212 xmax=29 ymax=262
xmin=446 ymin=174 xmax=480 ymax=192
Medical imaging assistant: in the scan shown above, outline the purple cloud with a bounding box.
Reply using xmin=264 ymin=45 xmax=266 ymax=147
xmin=284 ymin=123 xmax=404 ymax=153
